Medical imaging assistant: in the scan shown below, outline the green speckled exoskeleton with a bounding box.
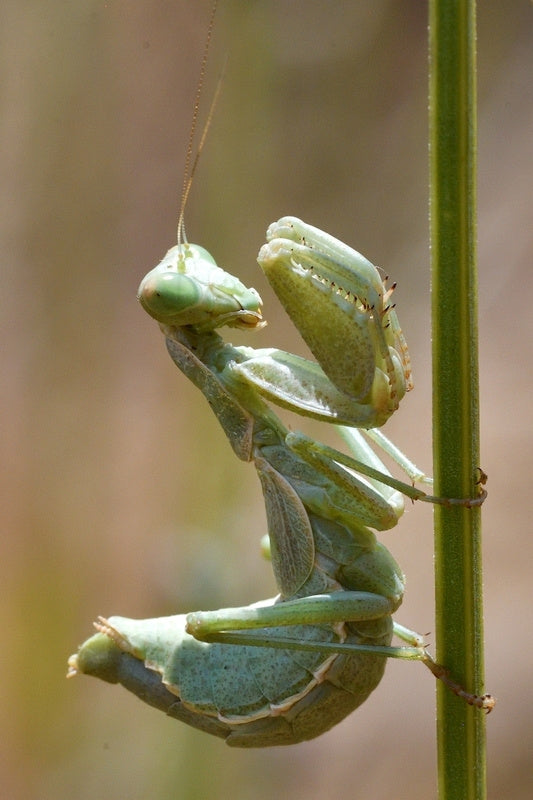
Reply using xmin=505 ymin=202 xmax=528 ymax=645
xmin=68 ymin=215 xmax=493 ymax=746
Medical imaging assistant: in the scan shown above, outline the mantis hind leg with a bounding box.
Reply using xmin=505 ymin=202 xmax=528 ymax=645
xmin=186 ymin=592 xmax=425 ymax=662
xmin=186 ymin=598 xmax=494 ymax=712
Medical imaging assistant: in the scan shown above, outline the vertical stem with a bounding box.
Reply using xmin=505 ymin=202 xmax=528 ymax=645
xmin=429 ymin=1 xmax=488 ymax=798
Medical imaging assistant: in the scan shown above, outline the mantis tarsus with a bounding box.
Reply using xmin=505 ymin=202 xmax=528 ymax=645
xmin=68 ymin=216 xmax=493 ymax=747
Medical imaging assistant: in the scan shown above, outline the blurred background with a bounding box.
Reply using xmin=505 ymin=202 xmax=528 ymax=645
xmin=1 ymin=2 xmax=531 ymax=798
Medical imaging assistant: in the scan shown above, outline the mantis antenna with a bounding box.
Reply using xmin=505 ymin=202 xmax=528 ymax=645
xmin=177 ymin=0 xmax=225 ymax=247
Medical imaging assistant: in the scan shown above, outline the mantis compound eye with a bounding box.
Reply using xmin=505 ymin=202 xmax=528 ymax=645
xmin=138 ymin=272 xmax=200 ymax=322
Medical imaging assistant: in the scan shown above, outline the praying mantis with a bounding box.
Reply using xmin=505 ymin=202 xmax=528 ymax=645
xmin=67 ymin=0 xmax=493 ymax=745
xmin=67 ymin=216 xmax=493 ymax=746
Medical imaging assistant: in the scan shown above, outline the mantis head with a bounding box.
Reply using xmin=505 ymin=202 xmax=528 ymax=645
xmin=138 ymin=242 xmax=265 ymax=332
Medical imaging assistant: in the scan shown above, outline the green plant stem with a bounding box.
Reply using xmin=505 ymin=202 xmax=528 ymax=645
xmin=429 ymin=1 xmax=488 ymax=798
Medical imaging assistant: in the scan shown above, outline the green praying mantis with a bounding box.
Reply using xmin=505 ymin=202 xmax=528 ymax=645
xmin=68 ymin=215 xmax=493 ymax=746
xmin=68 ymin=0 xmax=493 ymax=743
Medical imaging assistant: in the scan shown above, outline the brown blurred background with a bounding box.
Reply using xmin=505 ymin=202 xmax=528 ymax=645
xmin=1 ymin=2 xmax=531 ymax=798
